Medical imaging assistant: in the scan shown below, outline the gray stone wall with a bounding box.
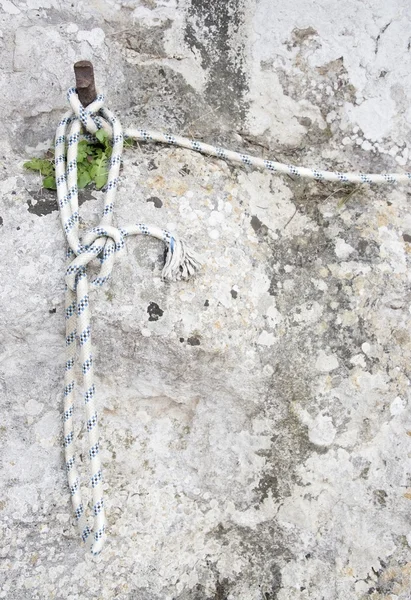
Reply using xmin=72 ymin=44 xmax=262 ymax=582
xmin=1 ymin=1 xmax=411 ymax=599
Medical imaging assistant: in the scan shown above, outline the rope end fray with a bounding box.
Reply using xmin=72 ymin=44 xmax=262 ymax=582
xmin=162 ymin=236 xmax=202 ymax=282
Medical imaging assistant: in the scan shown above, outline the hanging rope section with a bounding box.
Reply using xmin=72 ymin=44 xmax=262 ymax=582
xmin=56 ymin=85 xmax=200 ymax=556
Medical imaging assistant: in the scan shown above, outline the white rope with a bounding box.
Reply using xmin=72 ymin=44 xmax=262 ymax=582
xmin=56 ymin=83 xmax=410 ymax=556
xmin=56 ymin=88 xmax=200 ymax=555
xmin=124 ymin=130 xmax=410 ymax=185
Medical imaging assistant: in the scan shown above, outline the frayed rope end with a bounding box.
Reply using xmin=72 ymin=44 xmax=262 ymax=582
xmin=162 ymin=236 xmax=201 ymax=282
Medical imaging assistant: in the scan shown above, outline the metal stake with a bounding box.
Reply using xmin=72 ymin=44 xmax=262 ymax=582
xmin=74 ymin=60 xmax=97 ymax=107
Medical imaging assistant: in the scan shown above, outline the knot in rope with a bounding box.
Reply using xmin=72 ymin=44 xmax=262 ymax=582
xmin=56 ymin=88 xmax=200 ymax=555
xmin=65 ymin=225 xmax=125 ymax=291
xmin=68 ymin=87 xmax=106 ymax=136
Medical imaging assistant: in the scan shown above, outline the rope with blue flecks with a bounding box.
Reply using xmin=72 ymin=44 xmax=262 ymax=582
xmin=124 ymin=132 xmax=411 ymax=185
xmin=56 ymin=88 xmax=200 ymax=555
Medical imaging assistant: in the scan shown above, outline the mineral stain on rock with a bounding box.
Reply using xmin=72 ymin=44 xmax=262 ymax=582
xmin=26 ymin=191 xmax=58 ymax=216
xmin=184 ymin=0 xmax=249 ymax=124
xmin=250 ymin=215 xmax=263 ymax=232
xmin=146 ymin=196 xmax=163 ymax=208
xmin=27 ymin=188 xmax=94 ymax=216
xmin=147 ymin=302 xmax=164 ymax=321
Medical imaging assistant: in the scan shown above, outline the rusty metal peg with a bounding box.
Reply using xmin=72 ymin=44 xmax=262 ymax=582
xmin=74 ymin=60 xmax=97 ymax=107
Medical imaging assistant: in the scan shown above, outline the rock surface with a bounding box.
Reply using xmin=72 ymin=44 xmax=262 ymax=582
xmin=1 ymin=1 xmax=411 ymax=599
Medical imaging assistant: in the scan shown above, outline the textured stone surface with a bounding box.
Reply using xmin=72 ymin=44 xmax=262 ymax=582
xmin=1 ymin=1 xmax=411 ymax=599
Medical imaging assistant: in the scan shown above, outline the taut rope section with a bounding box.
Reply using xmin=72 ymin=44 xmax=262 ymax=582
xmin=57 ymin=84 xmax=410 ymax=556
xmin=56 ymin=88 xmax=200 ymax=555
xmin=124 ymin=129 xmax=411 ymax=185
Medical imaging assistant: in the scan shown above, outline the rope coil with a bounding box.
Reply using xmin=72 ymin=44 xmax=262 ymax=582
xmin=57 ymin=82 xmax=410 ymax=555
